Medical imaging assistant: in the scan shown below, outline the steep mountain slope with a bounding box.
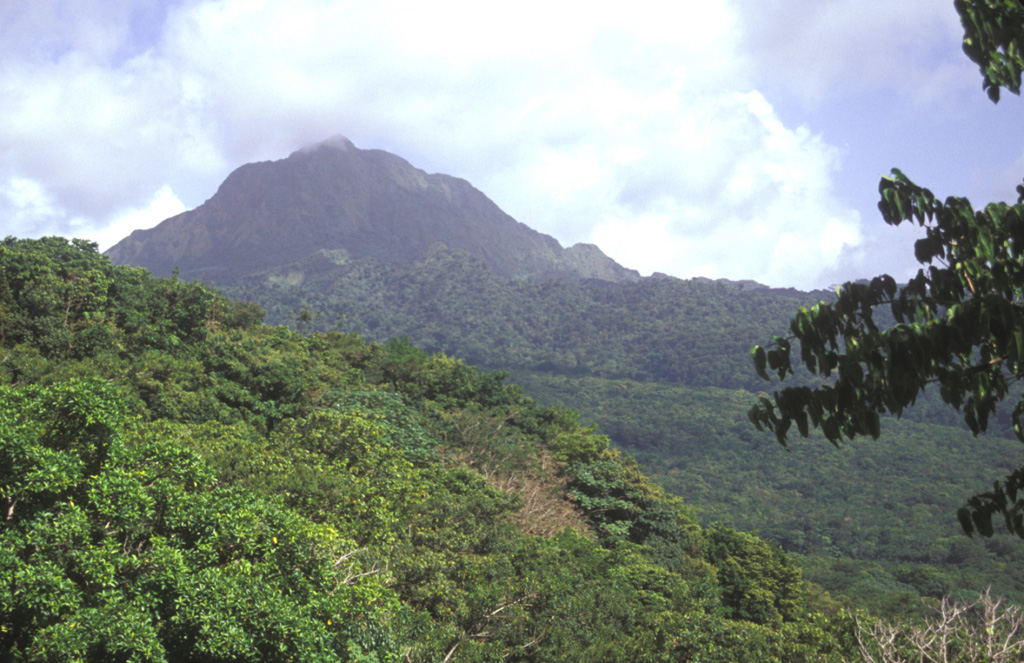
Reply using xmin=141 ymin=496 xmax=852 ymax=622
xmin=106 ymin=136 xmax=638 ymax=284
xmin=103 ymin=140 xmax=1024 ymax=612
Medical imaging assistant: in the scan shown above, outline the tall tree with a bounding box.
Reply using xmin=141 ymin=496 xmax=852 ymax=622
xmin=748 ymin=1 xmax=1024 ymax=540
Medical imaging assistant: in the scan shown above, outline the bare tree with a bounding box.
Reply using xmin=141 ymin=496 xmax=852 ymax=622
xmin=852 ymin=589 xmax=1024 ymax=663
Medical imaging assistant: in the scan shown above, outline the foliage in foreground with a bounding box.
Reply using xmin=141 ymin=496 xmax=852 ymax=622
xmin=0 ymin=236 xmax=855 ymax=661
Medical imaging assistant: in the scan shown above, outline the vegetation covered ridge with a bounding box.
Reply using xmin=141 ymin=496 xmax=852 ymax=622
xmin=220 ymin=241 xmax=1024 ymax=612
xmin=1 ymin=236 xmax=854 ymax=662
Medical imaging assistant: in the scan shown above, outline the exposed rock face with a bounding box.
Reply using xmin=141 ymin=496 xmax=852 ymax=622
xmin=106 ymin=137 xmax=640 ymax=284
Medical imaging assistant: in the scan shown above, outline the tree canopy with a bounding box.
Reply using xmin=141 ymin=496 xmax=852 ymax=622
xmin=749 ymin=0 xmax=1024 ymax=541
xmin=957 ymin=0 xmax=1024 ymax=102
xmin=0 ymin=235 xmax=864 ymax=661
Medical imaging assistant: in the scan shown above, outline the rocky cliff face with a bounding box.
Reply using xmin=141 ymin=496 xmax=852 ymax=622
xmin=106 ymin=136 xmax=639 ymax=284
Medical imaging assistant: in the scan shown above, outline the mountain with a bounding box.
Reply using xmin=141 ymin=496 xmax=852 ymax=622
xmin=106 ymin=136 xmax=639 ymax=284
xmin=104 ymin=139 xmax=1024 ymax=612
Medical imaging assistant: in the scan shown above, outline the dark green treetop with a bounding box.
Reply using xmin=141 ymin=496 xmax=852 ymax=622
xmin=957 ymin=0 xmax=1024 ymax=102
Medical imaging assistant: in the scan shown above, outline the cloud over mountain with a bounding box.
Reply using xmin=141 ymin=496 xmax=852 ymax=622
xmin=1 ymin=0 xmax=1011 ymax=289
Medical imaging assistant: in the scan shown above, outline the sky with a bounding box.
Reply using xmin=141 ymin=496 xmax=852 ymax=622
xmin=2 ymin=0 xmax=1023 ymax=291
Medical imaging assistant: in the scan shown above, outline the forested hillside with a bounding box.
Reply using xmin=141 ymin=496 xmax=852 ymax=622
xmin=98 ymin=117 xmax=1024 ymax=619
xmin=220 ymin=244 xmax=820 ymax=390
xmin=514 ymin=373 xmax=1024 ymax=612
xmin=2 ymin=237 xmax=863 ymax=661
xmin=212 ymin=241 xmax=1024 ymax=611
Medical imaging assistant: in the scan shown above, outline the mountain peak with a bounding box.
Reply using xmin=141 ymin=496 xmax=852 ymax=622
xmin=107 ymin=139 xmax=639 ymax=285
xmin=292 ymin=134 xmax=357 ymax=155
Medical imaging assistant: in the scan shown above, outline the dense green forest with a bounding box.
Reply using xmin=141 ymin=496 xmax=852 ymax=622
xmin=215 ymin=242 xmax=1024 ymax=613
xmin=2 ymin=236 xmax=870 ymax=661
xmin=220 ymin=244 xmax=820 ymax=390
xmin=513 ymin=373 xmax=1024 ymax=611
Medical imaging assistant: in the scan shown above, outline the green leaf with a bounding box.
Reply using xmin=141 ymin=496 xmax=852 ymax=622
xmin=751 ymin=346 xmax=768 ymax=380
xmin=865 ymin=412 xmax=881 ymax=439
xmin=972 ymin=509 xmax=994 ymax=538
xmin=795 ymin=411 xmax=809 ymax=438
xmin=957 ymin=507 xmax=974 ymax=537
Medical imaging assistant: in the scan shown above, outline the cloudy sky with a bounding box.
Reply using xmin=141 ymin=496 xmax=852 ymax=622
xmin=2 ymin=0 xmax=1022 ymax=290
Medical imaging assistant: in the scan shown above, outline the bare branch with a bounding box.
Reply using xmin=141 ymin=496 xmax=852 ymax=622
xmin=342 ymin=564 xmax=380 ymax=585
xmin=850 ymin=589 xmax=1024 ymax=663
xmin=333 ymin=547 xmax=366 ymax=566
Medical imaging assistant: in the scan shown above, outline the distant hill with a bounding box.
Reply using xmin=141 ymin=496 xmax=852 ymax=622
xmin=219 ymin=243 xmax=823 ymax=390
xmin=106 ymin=136 xmax=639 ymax=284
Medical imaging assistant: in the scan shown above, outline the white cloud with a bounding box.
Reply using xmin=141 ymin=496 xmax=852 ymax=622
xmin=0 ymin=0 xmax=990 ymax=289
xmin=0 ymin=176 xmax=95 ymax=239
xmin=736 ymin=0 xmax=967 ymax=105
xmin=86 ymin=185 xmax=186 ymax=251
xmin=586 ymin=91 xmax=862 ymax=288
